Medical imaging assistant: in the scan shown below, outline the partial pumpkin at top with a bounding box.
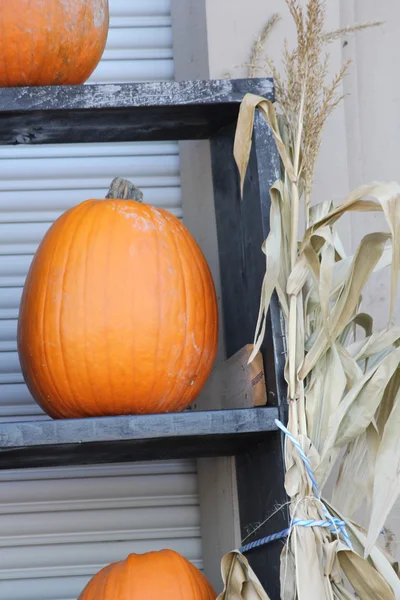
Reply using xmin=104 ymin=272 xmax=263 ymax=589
xmin=17 ymin=179 xmax=218 ymax=419
xmin=0 ymin=0 xmax=109 ymax=87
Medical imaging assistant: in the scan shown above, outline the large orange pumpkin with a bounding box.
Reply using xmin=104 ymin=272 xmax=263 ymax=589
xmin=0 ymin=0 xmax=109 ymax=87
xmin=78 ymin=550 xmax=217 ymax=600
xmin=17 ymin=179 xmax=218 ymax=418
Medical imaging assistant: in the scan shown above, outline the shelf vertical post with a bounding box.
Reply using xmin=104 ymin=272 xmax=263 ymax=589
xmin=210 ymin=111 xmax=288 ymax=599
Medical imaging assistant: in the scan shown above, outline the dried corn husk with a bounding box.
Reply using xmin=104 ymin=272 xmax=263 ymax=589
xmin=217 ymin=551 xmax=272 ymax=599
xmin=219 ymin=2 xmax=399 ymax=598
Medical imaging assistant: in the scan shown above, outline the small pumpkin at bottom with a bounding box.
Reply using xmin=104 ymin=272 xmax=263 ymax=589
xmin=77 ymin=549 xmax=217 ymax=599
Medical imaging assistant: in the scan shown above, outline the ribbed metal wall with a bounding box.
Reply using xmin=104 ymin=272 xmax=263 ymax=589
xmin=0 ymin=2 xmax=202 ymax=599
xmin=0 ymin=461 xmax=201 ymax=600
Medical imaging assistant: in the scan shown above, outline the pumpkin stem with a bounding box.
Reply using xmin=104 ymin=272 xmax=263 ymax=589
xmin=105 ymin=177 xmax=144 ymax=202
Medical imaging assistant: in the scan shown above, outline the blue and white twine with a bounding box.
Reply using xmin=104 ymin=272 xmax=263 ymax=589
xmin=239 ymin=419 xmax=352 ymax=554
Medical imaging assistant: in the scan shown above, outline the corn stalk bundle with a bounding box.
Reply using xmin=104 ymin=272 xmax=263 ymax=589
xmin=217 ymin=1 xmax=400 ymax=598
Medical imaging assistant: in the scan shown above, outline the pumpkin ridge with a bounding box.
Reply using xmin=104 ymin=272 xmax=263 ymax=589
xmin=167 ymin=221 xmax=201 ymax=412
xmin=31 ymin=236 xmax=61 ymax=417
xmin=42 ymin=203 xmax=92 ymax=417
xmin=173 ymin=215 xmax=217 ymax=412
xmin=100 ymin=201 xmax=124 ymax=415
xmin=50 ymin=2 xmax=66 ymax=86
xmin=194 ymin=229 xmax=218 ymax=367
xmin=180 ymin=551 xmax=197 ymax=600
xmin=39 ymin=215 xmax=72 ymax=418
xmin=156 ymin=209 xmax=188 ymax=413
xmin=128 ymin=202 xmax=159 ymax=414
xmin=198 ymin=237 xmax=218 ymax=372
xmin=165 ymin=208 xmax=188 ymax=412
xmin=0 ymin=6 xmax=8 ymax=84
xmin=55 ymin=202 xmax=96 ymax=417
xmin=48 ymin=0 xmax=61 ymax=83
xmin=179 ymin=220 xmax=210 ymax=411
xmin=18 ymin=258 xmax=48 ymax=416
xmin=103 ymin=560 xmax=118 ymax=598
xmin=102 ymin=200 xmax=118 ymax=414
xmin=27 ymin=2 xmax=35 ymax=82
xmin=35 ymin=0 xmax=55 ymax=86
xmin=139 ymin=205 xmax=163 ymax=411
xmin=128 ymin=207 xmax=138 ymax=413
xmin=14 ymin=19 xmax=24 ymax=85
xmin=81 ymin=202 xmax=101 ymax=416
xmin=77 ymin=0 xmax=90 ymax=85
xmin=173 ymin=551 xmax=188 ymax=600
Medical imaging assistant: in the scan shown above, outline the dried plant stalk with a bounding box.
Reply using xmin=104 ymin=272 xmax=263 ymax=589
xmin=323 ymin=21 xmax=384 ymax=43
xmin=248 ymin=13 xmax=281 ymax=78
xmin=220 ymin=2 xmax=400 ymax=599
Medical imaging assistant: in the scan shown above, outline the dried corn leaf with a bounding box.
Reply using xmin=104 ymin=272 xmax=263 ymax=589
xmin=366 ymin=386 xmax=400 ymax=555
xmin=321 ymin=346 xmax=400 ymax=457
xmin=292 ymin=525 xmax=329 ymax=599
xmin=300 ymin=232 xmax=390 ymax=379
xmin=373 ymin=183 xmax=400 ymax=320
xmin=338 ymin=549 xmax=395 ymax=600
xmin=352 ymin=313 xmax=374 ymax=339
xmin=309 ymin=199 xmax=334 ymax=225
xmin=248 ymin=181 xmax=284 ymax=362
xmin=335 ymin=342 xmax=363 ymax=387
xmin=299 ymin=233 xmax=387 ymax=379
xmin=333 ymin=582 xmax=358 ymax=600
xmin=376 ymin=367 xmax=400 ymax=433
xmin=326 ymin=502 xmax=400 ymax=598
xmin=217 ymin=551 xmax=271 ymax=600
xmin=301 ymin=183 xmax=393 ymax=248
xmin=287 ymin=227 xmax=337 ymax=299
xmin=365 ymin=425 xmax=380 ymax=517
xmin=280 ymin=545 xmax=296 ymax=600
xmin=304 ymin=244 xmax=321 ymax=288
xmin=287 ymin=253 xmax=309 ymax=296
xmin=332 ymin=432 xmax=369 ymax=517
xmin=346 ymin=327 xmax=400 ymax=361
xmin=309 ymin=345 xmax=346 ymax=452
xmin=331 ymin=243 xmax=392 ymax=301
xmin=234 ymin=94 xmax=295 ymax=195
xmin=305 ymin=356 xmax=326 ymax=447
xmin=319 ymin=242 xmax=335 ymax=335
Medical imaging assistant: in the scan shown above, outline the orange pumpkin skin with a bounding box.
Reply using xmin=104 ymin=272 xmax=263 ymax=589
xmin=78 ymin=550 xmax=216 ymax=600
xmin=17 ymin=199 xmax=218 ymax=418
xmin=0 ymin=0 xmax=109 ymax=87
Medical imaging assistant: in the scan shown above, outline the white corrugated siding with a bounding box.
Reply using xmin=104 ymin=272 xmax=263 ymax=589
xmin=0 ymin=2 xmax=201 ymax=599
xmin=0 ymin=461 xmax=200 ymax=600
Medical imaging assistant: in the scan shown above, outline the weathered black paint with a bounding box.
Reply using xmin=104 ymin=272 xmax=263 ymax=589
xmin=211 ymin=112 xmax=288 ymax=599
xmin=0 ymin=78 xmax=273 ymax=144
xmin=0 ymin=407 xmax=279 ymax=469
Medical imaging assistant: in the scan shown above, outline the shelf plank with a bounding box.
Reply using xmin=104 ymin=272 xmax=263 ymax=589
xmin=0 ymin=78 xmax=273 ymax=144
xmin=0 ymin=407 xmax=279 ymax=469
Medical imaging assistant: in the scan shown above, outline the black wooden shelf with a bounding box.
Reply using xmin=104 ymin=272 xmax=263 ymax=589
xmin=0 ymin=78 xmax=273 ymax=144
xmin=0 ymin=77 xmax=287 ymax=599
xmin=0 ymin=407 xmax=279 ymax=469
